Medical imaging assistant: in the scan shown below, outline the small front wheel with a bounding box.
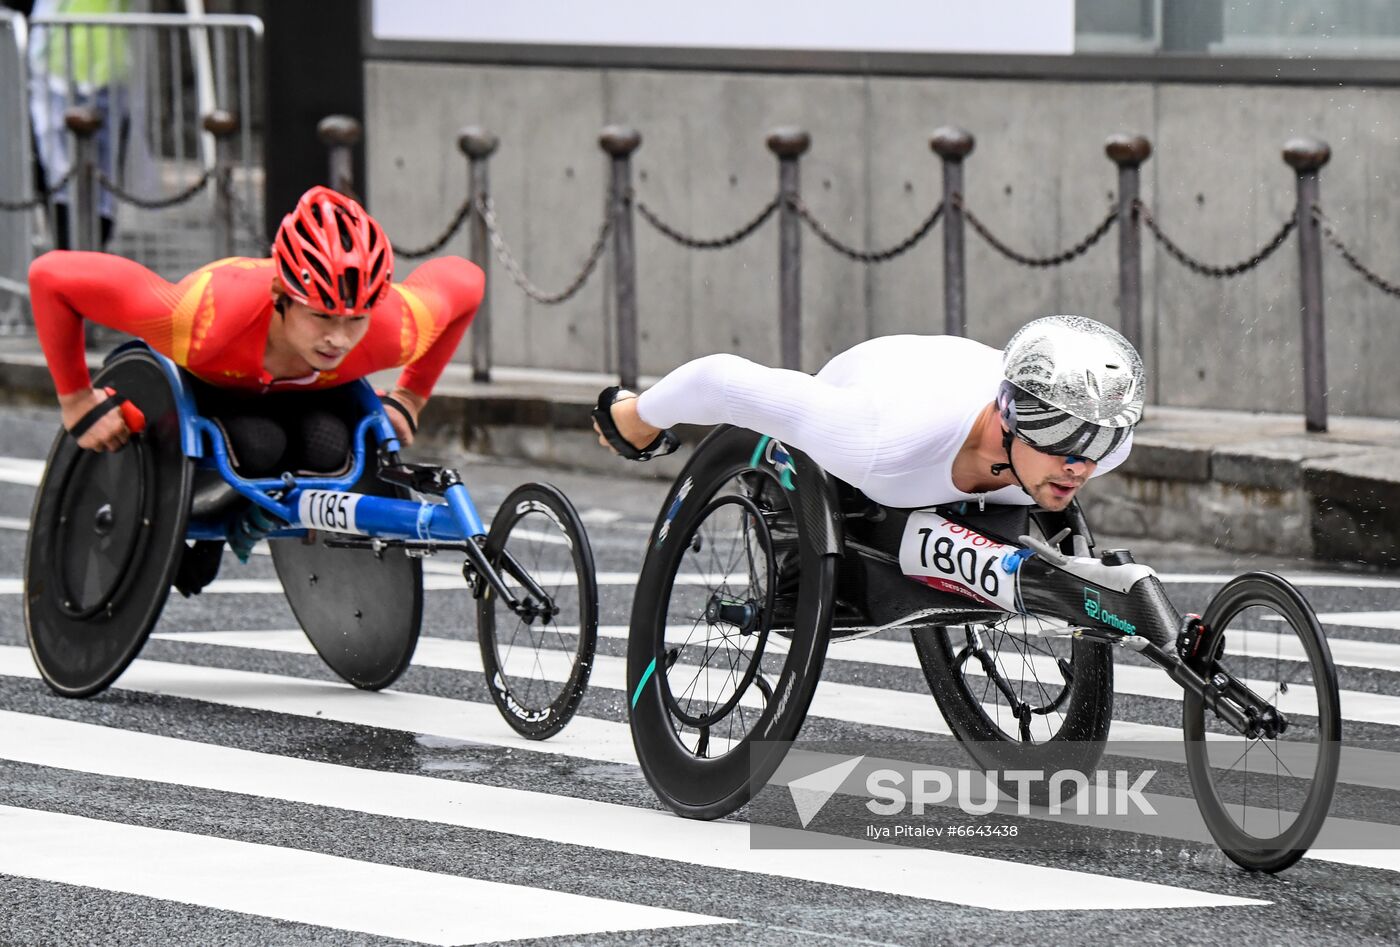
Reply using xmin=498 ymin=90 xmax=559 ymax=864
xmin=478 ymin=483 xmax=598 ymax=740
xmin=1183 ymin=572 xmax=1341 ymax=873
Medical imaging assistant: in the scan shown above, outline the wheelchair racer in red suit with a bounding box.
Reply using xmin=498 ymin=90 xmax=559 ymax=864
xmin=28 ymin=185 xmax=484 ymax=454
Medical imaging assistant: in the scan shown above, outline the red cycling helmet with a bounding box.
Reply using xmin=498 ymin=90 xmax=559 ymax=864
xmin=272 ymin=185 xmax=393 ymax=315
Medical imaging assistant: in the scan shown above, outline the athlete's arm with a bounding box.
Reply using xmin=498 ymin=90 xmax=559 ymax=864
xmin=28 ymin=251 xmax=187 ymax=393
xmin=28 ymin=251 xmax=183 ymax=450
xmin=390 ymin=256 xmax=485 ymax=400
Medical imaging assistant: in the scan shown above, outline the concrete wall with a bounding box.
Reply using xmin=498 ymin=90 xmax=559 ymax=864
xmin=365 ymin=61 xmax=1400 ymax=418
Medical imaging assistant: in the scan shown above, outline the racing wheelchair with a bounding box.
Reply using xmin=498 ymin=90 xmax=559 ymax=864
xmin=24 ymin=341 xmax=598 ymax=740
xmin=624 ymin=425 xmax=1342 ymax=872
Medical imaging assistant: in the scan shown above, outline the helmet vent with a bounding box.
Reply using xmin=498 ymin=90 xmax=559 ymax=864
xmin=278 ymin=257 xmax=302 ymax=290
xmin=334 ymin=207 xmax=355 ymax=252
xmin=340 ymin=267 xmax=360 ymax=306
xmin=304 ymin=253 xmax=333 ymax=288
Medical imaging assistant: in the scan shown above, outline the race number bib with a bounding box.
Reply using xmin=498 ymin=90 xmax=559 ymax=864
xmin=898 ymin=511 xmax=1018 ymax=612
xmin=298 ymin=490 xmax=363 ymax=534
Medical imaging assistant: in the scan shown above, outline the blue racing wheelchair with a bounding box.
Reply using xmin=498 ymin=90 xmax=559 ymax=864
xmin=24 ymin=341 xmax=598 ymax=740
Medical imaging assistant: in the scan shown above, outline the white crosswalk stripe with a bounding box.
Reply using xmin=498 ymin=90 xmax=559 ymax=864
xmin=2 ymin=643 xmax=1397 ymax=871
xmin=0 ymin=711 xmax=1263 ymax=912
xmin=0 ymin=804 xmax=725 ymax=945
xmin=148 ymin=631 xmax=1400 ymax=757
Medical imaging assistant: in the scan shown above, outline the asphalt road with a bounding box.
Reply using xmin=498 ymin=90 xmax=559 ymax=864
xmin=0 ymin=403 xmax=1397 ymax=946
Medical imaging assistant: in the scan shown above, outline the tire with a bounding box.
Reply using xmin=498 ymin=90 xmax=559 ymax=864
xmin=478 ymin=482 xmax=598 ymax=740
xmin=911 ymin=512 xmax=1113 ymax=801
xmin=25 ymin=346 xmax=194 ymax=698
xmin=1183 ymin=572 xmax=1341 ymax=873
xmin=913 ymin=624 xmax=1113 ymax=800
xmin=628 ymin=426 xmax=836 ymax=820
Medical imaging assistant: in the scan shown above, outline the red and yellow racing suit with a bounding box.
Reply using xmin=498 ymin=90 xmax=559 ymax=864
xmin=27 ymin=251 xmax=485 ymax=397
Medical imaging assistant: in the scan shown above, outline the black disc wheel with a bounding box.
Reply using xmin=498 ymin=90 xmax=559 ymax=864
xmin=272 ymin=442 xmax=422 ymax=692
xmin=628 ymin=427 xmax=836 ymax=820
xmin=25 ymin=346 xmax=193 ymax=697
xmin=478 ymin=482 xmax=598 ymax=740
xmin=1183 ymin=572 xmax=1341 ymax=873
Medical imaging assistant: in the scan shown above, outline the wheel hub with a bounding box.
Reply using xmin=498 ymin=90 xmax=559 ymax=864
xmin=705 ymin=594 xmax=760 ymax=634
xmin=93 ymin=503 xmax=115 ymax=537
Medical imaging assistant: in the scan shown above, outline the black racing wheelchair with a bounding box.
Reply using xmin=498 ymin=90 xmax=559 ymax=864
xmin=24 ymin=341 xmax=598 ymax=740
xmin=623 ymin=425 xmax=1342 ymax=872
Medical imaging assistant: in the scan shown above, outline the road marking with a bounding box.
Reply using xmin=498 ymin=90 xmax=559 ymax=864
xmin=0 ymin=573 xmax=733 ymax=594
xmin=0 ymin=712 xmax=1264 ymax=911
xmin=0 ymin=457 xmax=44 ymax=486
xmin=767 ymin=751 xmax=1400 ymax=873
xmin=150 ymin=629 xmax=1400 ymax=730
xmin=0 ymin=802 xmax=724 ymax=945
xmin=129 ymin=636 xmax=1400 ymax=794
xmin=1 ymin=645 xmax=639 ymax=764
xmin=3 ymin=648 xmax=1394 ymax=869
xmin=1307 ymin=611 xmax=1400 ymax=631
xmin=1156 ymin=572 xmax=1400 ymax=590
xmin=598 ymin=623 xmax=1400 ymax=676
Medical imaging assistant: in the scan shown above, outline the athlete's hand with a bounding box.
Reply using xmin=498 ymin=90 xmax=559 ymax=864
xmin=379 ymin=387 xmax=424 ymax=448
xmin=593 ymin=393 xmax=662 ymax=453
xmin=59 ymin=387 xmax=130 ymax=452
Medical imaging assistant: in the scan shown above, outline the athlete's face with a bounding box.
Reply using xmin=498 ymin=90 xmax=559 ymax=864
xmin=1007 ymin=435 xmax=1097 ymax=511
xmin=280 ymin=299 xmax=371 ymax=371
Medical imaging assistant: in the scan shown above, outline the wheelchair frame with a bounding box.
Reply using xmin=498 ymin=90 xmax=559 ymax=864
xmin=124 ymin=340 xmax=548 ymax=611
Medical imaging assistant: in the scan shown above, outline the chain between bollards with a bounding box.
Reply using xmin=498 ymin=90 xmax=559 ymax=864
xmin=954 ymin=195 xmax=1117 ymax=268
xmin=0 ymin=168 xmax=74 ymax=212
xmin=789 ymin=196 xmax=944 ymax=264
xmin=636 ymin=196 xmax=780 ymax=249
xmin=1312 ymin=205 xmax=1400 ymax=297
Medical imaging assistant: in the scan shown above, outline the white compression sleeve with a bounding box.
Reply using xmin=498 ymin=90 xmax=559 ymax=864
xmin=635 ymin=354 xmax=883 ymax=487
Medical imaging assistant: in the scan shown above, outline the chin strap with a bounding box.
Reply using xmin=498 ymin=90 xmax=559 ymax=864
xmin=990 ymin=429 xmax=1033 ymax=498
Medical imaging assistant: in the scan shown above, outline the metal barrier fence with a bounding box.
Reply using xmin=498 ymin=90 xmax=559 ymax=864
xmin=1 ymin=12 xmax=263 ymax=280
xmin=329 ymin=116 xmax=1397 ymax=434
xmin=0 ymin=10 xmax=33 ymax=332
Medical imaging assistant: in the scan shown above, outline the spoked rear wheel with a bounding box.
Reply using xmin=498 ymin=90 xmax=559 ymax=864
xmin=910 ymin=507 xmax=1112 ymax=796
xmin=1183 ymin=572 xmax=1341 ymax=873
xmin=628 ymin=428 xmax=835 ymax=820
xmin=478 ymin=483 xmax=598 ymax=740
xmin=913 ymin=614 xmax=1114 ymax=798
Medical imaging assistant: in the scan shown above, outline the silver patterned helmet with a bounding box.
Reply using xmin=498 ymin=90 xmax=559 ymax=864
xmin=998 ymin=315 xmax=1145 ymax=463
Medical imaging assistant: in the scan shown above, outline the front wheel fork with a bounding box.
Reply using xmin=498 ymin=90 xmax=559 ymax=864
xmin=1145 ymin=641 xmax=1288 ymax=739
